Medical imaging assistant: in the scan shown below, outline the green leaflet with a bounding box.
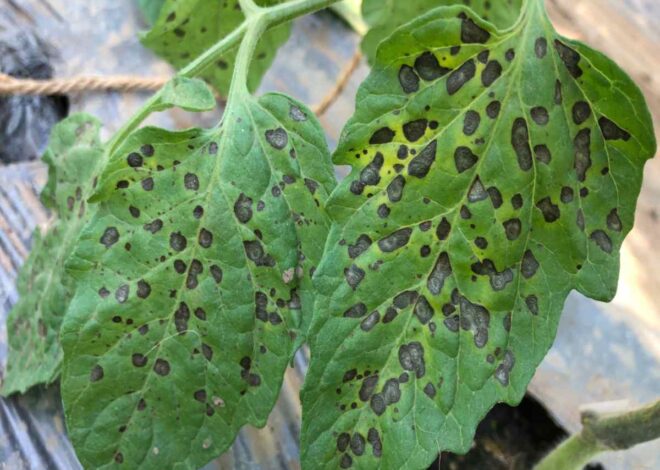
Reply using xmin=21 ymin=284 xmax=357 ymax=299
xmin=361 ymin=0 xmax=523 ymax=64
xmin=141 ymin=0 xmax=290 ymax=95
xmin=301 ymin=1 xmax=655 ymax=469
xmin=1 ymin=114 xmax=105 ymax=396
xmin=61 ymin=92 xmax=335 ymax=469
xmin=156 ymin=77 xmax=216 ymax=112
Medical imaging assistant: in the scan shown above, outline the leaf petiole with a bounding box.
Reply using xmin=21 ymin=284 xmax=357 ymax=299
xmin=108 ymin=0 xmax=342 ymax=156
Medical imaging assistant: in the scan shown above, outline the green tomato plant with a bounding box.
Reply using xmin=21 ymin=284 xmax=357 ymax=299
xmin=1 ymin=0 xmax=656 ymax=469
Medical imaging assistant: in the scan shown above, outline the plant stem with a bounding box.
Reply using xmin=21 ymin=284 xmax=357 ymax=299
xmin=535 ymin=399 xmax=660 ymax=470
xmin=106 ymin=0 xmax=343 ymax=155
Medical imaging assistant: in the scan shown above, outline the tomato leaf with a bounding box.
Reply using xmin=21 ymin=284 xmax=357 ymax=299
xmin=301 ymin=2 xmax=656 ymax=468
xmin=361 ymin=0 xmax=523 ymax=64
xmin=156 ymin=77 xmax=216 ymax=112
xmin=141 ymin=0 xmax=290 ymax=95
xmin=1 ymin=114 xmax=105 ymax=396
xmin=60 ymin=92 xmax=335 ymax=469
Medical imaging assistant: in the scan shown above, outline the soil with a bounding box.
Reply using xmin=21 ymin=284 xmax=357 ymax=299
xmin=432 ymin=395 xmax=606 ymax=470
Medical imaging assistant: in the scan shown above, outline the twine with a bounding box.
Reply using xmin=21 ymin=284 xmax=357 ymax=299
xmin=0 ymin=50 xmax=363 ymax=117
xmin=0 ymin=73 xmax=168 ymax=95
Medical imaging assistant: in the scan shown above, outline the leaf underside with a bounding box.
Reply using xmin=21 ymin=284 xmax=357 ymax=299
xmin=301 ymin=2 xmax=655 ymax=469
xmin=141 ymin=0 xmax=290 ymax=95
xmin=361 ymin=0 xmax=523 ymax=64
xmin=1 ymin=114 xmax=104 ymax=396
xmin=61 ymin=93 xmax=335 ymax=469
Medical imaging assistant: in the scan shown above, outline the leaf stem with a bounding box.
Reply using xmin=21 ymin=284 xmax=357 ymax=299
xmin=535 ymin=399 xmax=660 ymax=470
xmin=106 ymin=0 xmax=343 ymax=155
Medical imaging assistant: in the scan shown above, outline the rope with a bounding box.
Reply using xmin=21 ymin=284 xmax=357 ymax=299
xmin=312 ymin=50 xmax=362 ymax=116
xmin=0 ymin=73 xmax=168 ymax=95
xmin=0 ymin=49 xmax=363 ymax=117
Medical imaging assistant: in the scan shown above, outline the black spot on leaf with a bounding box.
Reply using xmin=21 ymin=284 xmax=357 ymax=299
xmin=461 ymin=15 xmax=490 ymax=43
xmin=234 ymin=193 xmax=253 ymax=223
xmin=468 ymin=177 xmax=488 ymax=203
xmin=398 ymin=342 xmax=425 ymax=378
xmin=198 ymin=229 xmax=213 ymax=249
xmin=574 ymin=129 xmax=592 ymax=182
xmin=361 ymin=311 xmax=380 ymax=332
xmin=127 ymin=152 xmax=143 ymax=168
xmin=170 ymin=232 xmax=187 ymax=252
xmin=403 ymin=119 xmax=428 ymax=142
xmin=481 ymin=61 xmax=502 ymax=87
xmin=387 ymin=175 xmax=405 ymax=202
xmin=344 ymin=303 xmax=367 ymax=319
xmin=495 ymin=350 xmax=515 ymax=386
xmin=486 ymin=100 xmax=501 ymax=119
xmin=554 ymin=40 xmax=583 ymax=78
xmin=370 ymin=127 xmax=395 ymax=145
xmin=531 ymin=107 xmax=549 ymax=126
xmin=398 ymin=65 xmax=420 ymax=93
xmin=599 ymin=117 xmax=630 ymax=141
xmin=525 ymin=295 xmax=539 ymax=315
xmin=265 ymin=128 xmax=288 ymax=149
xmin=153 ymin=358 xmax=171 ymax=376
xmin=590 ymin=230 xmax=613 ymax=253
xmin=534 ymin=145 xmax=551 ymax=164
xmin=607 ymin=209 xmax=622 ymax=232
xmin=536 ymin=197 xmax=561 ymax=223
xmin=414 ymin=296 xmax=434 ymax=324
xmin=521 ymin=250 xmax=539 ymax=279
xmin=503 ymin=219 xmax=522 ymax=241
xmin=359 ymin=375 xmax=379 ymax=401
xmin=572 ymin=101 xmax=591 ymax=125
xmin=137 ymin=280 xmax=151 ymax=299
xmin=378 ymin=228 xmax=412 ymax=252
xmin=243 ymin=240 xmax=275 ymax=267
xmin=349 ymin=235 xmax=372 ymax=259
xmin=447 ymin=60 xmax=476 ymax=95
xmin=141 ymin=177 xmax=154 ymax=191
xmin=414 ymin=51 xmax=450 ymax=80
xmin=408 ymin=140 xmax=437 ymax=178
xmin=535 ymin=37 xmax=548 ymax=58
xmin=463 ymin=111 xmax=481 ymax=136
xmin=132 ymin=353 xmax=148 ymax=367
xmin=344 ymin=264 xmax=365 ymax=290
xmin=511 ymin=118 xmax=533 ymax=171
xmin=100 ymin=227 xmax=119 ymax=248
xmin=459 ymin=297 xmax=490 ymax=348
xmin=90 ymin=365 xmax=104 ymax=382
xmin=436 ymin=218 xmax=451 ymax=241
xmin=454 ymin=146 xmax=478 ymax=173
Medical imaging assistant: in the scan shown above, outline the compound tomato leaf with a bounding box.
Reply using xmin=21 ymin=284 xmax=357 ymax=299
xmin=1 ymin=114 xmax=105 ymax=396
xmin=301 ymin=2 xmax=656 ymax=469
xmin=361 ymin=0 xmax=523 ymax=64
xmin=156 ymin=77 xmax=217 ymax=112
xmin=141 ymin=0 xmax=291 ymax=95
xmin=60 ymin=92 xmax=334 ymax=469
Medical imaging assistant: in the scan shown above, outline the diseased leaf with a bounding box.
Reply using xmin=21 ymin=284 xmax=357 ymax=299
xmin=301 ymin=2 xmax=656 ymax=469
xmin=141 ymin=0 xmax=290 ymax=95
xmin=361 ymin=0 xmax=523 ymax=64
xmin=156 ymin=77 xmax=216 ymax=112
xmin=1 ymin=114 xmax=105 ymax=396
xmin=61 ymin=92 xmax=335 ymax=469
